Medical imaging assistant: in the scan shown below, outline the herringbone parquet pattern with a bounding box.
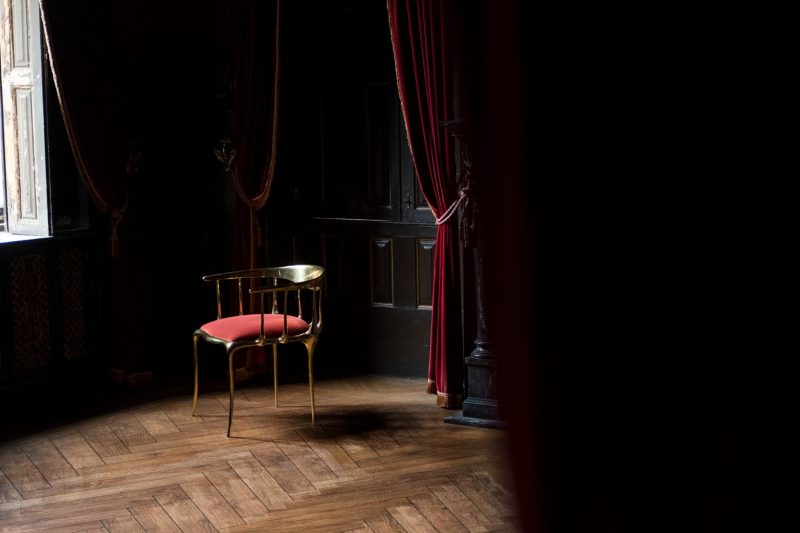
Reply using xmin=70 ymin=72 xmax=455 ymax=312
xmin=0 ymin=376 xmax=519 ymax=532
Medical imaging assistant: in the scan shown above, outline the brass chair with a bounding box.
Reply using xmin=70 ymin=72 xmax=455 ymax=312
xmin=192 ymin=265 xmax=324 ymax=437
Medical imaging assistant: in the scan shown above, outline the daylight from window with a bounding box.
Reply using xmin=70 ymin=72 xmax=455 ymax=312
xmin=1 ymin=95 xmax=6 ymax=233
xmin=0 ymin=0 xmax=49 ymax=239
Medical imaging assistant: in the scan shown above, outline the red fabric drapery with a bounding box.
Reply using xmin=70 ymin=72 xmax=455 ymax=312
xmin=40 ymin=1 xmax=151 ymax=378
xmin=40 ymin=0 xmax=131 ymax=256
xmin=230 ymin=0 xmax=281 ymax=276
xmin=225 ymin=0 xmax=281 ymax=377
xmin=388 ymin=0 xmax=462 ymax=408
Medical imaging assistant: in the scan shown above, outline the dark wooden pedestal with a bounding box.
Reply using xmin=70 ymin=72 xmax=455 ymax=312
xmin=445 ymin=352 xmax=504 ymax=429
xmin=444 ymin=215 xmax=504 ymax=429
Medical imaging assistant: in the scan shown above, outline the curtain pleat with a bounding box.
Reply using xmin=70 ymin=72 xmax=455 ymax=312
xmin=39 ymin=0 xmax=131 ymax=256
xmin=226 ymin=0 xmax=281 ymax=377
xmin=388 ymin=0 xmax=462 ymax=408
xmin=39 ymin=0 xmax=153 ymax=378
xmin=230 ymin=0 xmax=281 ymax=277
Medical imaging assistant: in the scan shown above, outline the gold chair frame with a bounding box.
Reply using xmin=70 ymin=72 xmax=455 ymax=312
xmin=192 ymin=265 xmax=324 ymax=437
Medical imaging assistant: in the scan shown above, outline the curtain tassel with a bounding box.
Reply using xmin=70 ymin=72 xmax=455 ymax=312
xmin=426 ymin=379 xmax=437 ymax=395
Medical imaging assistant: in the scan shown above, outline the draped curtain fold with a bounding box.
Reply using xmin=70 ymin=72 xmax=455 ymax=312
xmin=225 ymin=0 xmax=281 ymax=378
xmin=39 ymin=0 xmax=131 ymax=255
xmin=388 ymin=0 xmax=462 ymax=408
xmin=39 ymin=0 xmax=151 ymax=377
xmin=230 ymin=0 xmax=281 ymax=278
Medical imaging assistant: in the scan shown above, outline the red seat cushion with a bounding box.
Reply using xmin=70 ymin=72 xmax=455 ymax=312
xmin=200 ymin=314 xmax=310 ymax=342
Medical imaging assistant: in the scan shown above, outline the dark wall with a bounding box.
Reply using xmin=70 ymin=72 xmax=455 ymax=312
xmin=114 ymin=1 xmax=237 ymax=383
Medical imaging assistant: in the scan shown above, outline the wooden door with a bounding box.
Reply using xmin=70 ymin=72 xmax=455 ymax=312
xmin=291 ymin=0 xmax=438 ymax=377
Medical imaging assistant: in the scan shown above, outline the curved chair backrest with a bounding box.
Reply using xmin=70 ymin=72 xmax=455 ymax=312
xmin=202 ymin=264 xmax=324 ymax=284
xmin=202 ymin=264 xmax=324 ymax=323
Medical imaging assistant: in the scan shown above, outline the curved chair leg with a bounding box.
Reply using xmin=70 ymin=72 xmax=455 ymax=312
xmin=273 ymin=344 xmax=279 ymax=407
xmin=227 ymin=349 xmax=236 ymax=437
xmin=303 ymin=338 xmax=318 ymax=425
xmin=191 ymin=335 xmax=200 ymax=416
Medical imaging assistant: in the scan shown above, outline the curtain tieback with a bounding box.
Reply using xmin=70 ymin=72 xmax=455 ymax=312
xmin=435 ymin=188 xmax=468 ymax=225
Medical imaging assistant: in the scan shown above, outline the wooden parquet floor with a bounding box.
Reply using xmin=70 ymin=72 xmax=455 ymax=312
xmin=0 ymin=376 xmax=520 ymax=532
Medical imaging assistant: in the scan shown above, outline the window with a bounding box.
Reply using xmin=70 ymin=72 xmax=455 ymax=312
xmin=0 ymin=0 xmax=50 ymax=239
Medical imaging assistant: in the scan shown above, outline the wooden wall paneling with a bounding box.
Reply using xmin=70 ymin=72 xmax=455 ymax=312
xmin=57 ymin=248 xmax=87 ymax=361
xmin=319 ymin=232 xmax=369 ymax=374
xmin=366 ymin=307 xmax=431 ymax=377
xmin=44 ymin=249 xmax=65 ymax=369
xmin=369 ymin=237 xmax=393 ymax=306
xmin=10 ymin=253 xmax=51 ymax=374
xmin=313 ymin=221 xmax=437 ymax=377
xmin=399 ymin=124 xmax=434 ymax=225
xmin=416 ymin=238 xmax=435 ymax=308
xmin=366 ymin=82 xmax=400 ymax=218
xmin=414 ymin=180 xmax=428 ymax=210
xmin=0 ymin=236 xmax=102 ymax=425
xmin=366 ymin=84 xmax=392 ymax=210
xmin=392 ymin=236 xmax=416 ymax=309
xmin=321 ymin=85 xmax=367 ymax=218
xmin=303 ymin=0 xmax=440 ymax=377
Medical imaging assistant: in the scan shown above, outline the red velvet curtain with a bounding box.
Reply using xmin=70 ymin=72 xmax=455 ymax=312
xmin=40 ymin=0 xmax=131 ymax=255
xmin=388 ymin=0 xmax=462 ymax=408
xmin=230 ymin=0 xmax=281 ymax=277
xmin=226 ymin=0 xmax=281 ymax=377
xmin=40 ymin=0 xmax=153 ymax=380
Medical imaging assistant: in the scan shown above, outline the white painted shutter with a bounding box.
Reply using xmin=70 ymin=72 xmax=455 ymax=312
xmin=0 ymin=0 xmax=49 ymax=236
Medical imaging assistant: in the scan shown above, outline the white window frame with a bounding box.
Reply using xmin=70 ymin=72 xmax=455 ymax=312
xmin=0 ymin=0 xmax=50 ymax=240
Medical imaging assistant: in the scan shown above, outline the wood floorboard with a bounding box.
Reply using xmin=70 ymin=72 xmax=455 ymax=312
xmin=128 ymin=501 xmax=183 ymax=532
xmin=16 ymin=435 xmax=79 ymax=483
xmin=0 ymin=469 xmax=22 ymax=503
xmin=1 ymin=376 xmax=520 ymax=532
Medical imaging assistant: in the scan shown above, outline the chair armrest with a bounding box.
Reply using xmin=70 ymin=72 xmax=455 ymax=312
xmin=249 ymin=282 xmax=321 ymax=294
xmin=202 ymin=268 xmax=278 ymax=282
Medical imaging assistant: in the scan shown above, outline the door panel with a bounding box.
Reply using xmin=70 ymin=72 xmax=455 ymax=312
xmin=310 ymin=1 xmax=436 ymax=377
xmin=369 ymin=237 xmax=394 ymax=305
xmin=314 ymin=221 xmax=436 ymax=377
xmin=275 ymin=0 xmax=439 ymax=378
xmin=416 ymin=238 xmax=435 ymax=308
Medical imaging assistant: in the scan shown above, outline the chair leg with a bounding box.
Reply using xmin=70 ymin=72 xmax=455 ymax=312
xmin=273 ymin=344 xmax=279 ymax=407
xmin=227 ymin=350 xmax=236 ymax=438
xmin=303 ymin=338 xmax=317 ymax=425
xmin=191 ymin=335 xmax=199 ymax=416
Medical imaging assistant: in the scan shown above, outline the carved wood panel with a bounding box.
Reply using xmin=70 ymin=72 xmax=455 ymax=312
xmin=58 ymin=248 xmax=87 ymax=360
xmin=366 ymin=83 xmax=397 ymax=211
xmin=370 ymin=237 xmax=394 ymax=306
xmin=310 ymin=221 xmax=437 ymax=377
xmin=291 ymin=1 xmax=441 ymax=377
xmin=416 ymin=239 xmax=435 ymax=308
xmin=10 ymin=254 xmax=51 ymax=373
xmin=1 ymin=236 xmax=99 ymax=386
